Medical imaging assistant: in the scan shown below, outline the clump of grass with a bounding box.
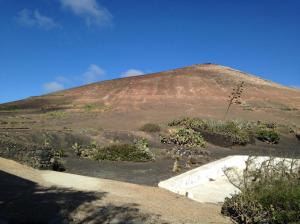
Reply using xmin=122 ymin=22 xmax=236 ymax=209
xmin=222 ymin=156 xmax=300 ymax=224
xmin=46 ymin=111 xmax=66 ymax=118
xmin=139 ymin=123 xmax=161 ymax=133
xmin=160 ymin=127 xmax=206 ymax=148
xmin=83 ymin=103 xmax=112 ymax=112
xmin=83 ymin=103 xmax=98 ymax=112
xmin=53 ymin=148 xmax=66 ymax=158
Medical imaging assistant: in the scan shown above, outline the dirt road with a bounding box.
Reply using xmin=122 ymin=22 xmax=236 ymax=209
xmin=0 ymin=157 xmax=230 ymax=223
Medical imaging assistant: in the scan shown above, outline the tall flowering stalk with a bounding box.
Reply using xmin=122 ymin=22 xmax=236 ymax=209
xmin=224 ymin=81 xmax=245 ymax=120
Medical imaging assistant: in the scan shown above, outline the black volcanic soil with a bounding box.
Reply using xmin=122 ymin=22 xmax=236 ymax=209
xmin=62 ymin=135 xmax=300 ymax=186
xmin=64 ymin=157 xmax=175 ymax=186
xmin=0 ymin=114 xmax=299 ymax=186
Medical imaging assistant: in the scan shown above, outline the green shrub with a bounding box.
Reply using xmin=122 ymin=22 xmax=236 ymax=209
xmin=53 ymin=148 xmax=66 ymax=157
xmin=88 ymin=138 xmax=154 ymax=162
xmin=222 ymin=157 xmax=300 ymax=224
xmin=139 ymin=123 xmax=161 ymax=132
xmin=168 ymin=117 xmax=192 ymax=127
xmin=72 ymin=142 xmax=81 ymax=156
xmin=216 ymin=121 xmax=252 ymax=145
xmin=83 ymin=103 xmax=98 ymax=111
xmin=46 ymin=111 xmax=66 ymax=118
xmin=72 ymin=141 xmax=99 ymax=158
xmin=168 ymin=118 xmax=252 ymax=145
xmin=160 ymin=128 xmax=206 ymax=148
xmin=92 ymin=142 xmax=154 ymax=162
xmin=83 ymin=103 xmax=112 ymax=112
xmin=255 ymin=125 xmax=280 ymax=144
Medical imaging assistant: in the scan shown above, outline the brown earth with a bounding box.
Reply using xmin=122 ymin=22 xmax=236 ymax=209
xmin=1 ymin=63 xmax=299 ymax=131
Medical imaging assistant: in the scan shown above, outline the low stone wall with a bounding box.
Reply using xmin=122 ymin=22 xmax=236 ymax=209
xmin=0 ymin=139 xmax=54 ymax=169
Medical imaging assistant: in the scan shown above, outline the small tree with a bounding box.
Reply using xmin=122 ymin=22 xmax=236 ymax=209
xmin=224 ymin=81 xmax=245 ymax=120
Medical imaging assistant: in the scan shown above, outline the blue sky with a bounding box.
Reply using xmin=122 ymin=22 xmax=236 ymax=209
xmin=0 ymin=0 xmax=299 ymax=103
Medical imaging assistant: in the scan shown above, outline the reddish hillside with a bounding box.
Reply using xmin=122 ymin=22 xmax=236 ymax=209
xmin=1 ymin=64 xmax=299 ymax=129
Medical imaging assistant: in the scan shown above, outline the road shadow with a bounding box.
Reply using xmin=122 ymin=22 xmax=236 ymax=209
xmin=77 ymin=203 xmax=164 ymax=224
xmin=0 ymin=171 xmax=165 ymax=224
xmin=0 ymin=170 xmax=104 ymax=223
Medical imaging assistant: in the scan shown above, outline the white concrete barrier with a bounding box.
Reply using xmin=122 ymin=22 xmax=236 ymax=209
xmin=158 ymin=155 xmax=299 ymax=203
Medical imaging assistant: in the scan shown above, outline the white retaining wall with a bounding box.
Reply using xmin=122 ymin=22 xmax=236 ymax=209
xmin=158 ymin=156 xmax=298 ymax=203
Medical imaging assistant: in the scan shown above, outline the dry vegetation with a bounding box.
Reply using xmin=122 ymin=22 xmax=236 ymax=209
xmin=222 ymin=157 xmax=300 ymax=224
xmin=167 ymin=117 xmax=280 ymax=145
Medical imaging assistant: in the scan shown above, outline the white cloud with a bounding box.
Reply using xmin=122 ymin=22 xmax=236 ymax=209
xmin=82 ymin=64 xmax=106 ymax=84
xmin=55 ymin=76 xmax=71 ymax=84
xmin=16 ymin=9 xmax=61 ymax=30
xmin=42 ymin=64 xmax=105 ymax=93
xmin=43 ymin=81 xmax=65 ymax=93
xmin=121 ymin=69 xmax=145 ymax=77
xmin=60 ymin=0 xmax=112 ymax=26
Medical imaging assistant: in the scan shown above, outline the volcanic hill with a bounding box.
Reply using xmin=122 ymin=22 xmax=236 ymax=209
xmin=1 ymin=63 xmax=299 ymax=130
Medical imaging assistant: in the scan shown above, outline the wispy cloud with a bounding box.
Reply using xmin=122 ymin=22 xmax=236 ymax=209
xmin=42 ymin=64 xmax=105 ymax=93
xmin=82 ymin=64 xmax=106 ymax=84
xmin=16 ymin=9 xmax=61 ymax=30
xmin=121 ymin=69 xmax=145 ymax=77
xmin=55 ymin=76 xmax=71 ymax=84
xmin=60 ymin=0 xmax=112 ymax=26
xmin=43 ymin=81 xmax=65 ymax=93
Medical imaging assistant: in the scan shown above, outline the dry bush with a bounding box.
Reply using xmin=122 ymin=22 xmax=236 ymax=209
xmin=222 ymin=156 xmax=300 ymax=224
xmin=168 ymin=118 xmax=253 ymax=145
xmin=160 ymin=127 xmax=206 ymax=148
xmin=168 ymin=118 xmax=281 ymax=145
xmin=139 ymin=123 xmax=161 ymax=133
xmin=74 ymin=139 xmax=155 ymax=162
